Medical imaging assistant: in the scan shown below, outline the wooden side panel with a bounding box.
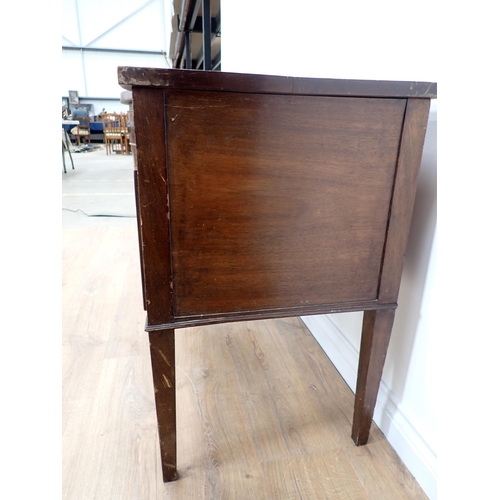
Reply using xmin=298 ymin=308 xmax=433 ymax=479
xmin=378 ymin=98 xmax=431 ymax=303
xmin=132 ymin=87 xmax=172 ymax=325
xmin=166 ymin=91 xmax=406 ymax=317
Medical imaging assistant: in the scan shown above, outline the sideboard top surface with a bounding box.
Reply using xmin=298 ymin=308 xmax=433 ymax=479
xmin=118 ymin=67 xmax=437 ymax=99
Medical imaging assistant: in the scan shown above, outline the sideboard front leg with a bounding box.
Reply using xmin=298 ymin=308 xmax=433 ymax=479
xmin=351 ymin=308 xmax=395 ymax=446
xmin=149 ymin=329 xmax=178 ymax=482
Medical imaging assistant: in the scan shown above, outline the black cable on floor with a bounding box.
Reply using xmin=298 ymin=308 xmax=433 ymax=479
xmin=63 ymin=207 xmax=136 ymax=218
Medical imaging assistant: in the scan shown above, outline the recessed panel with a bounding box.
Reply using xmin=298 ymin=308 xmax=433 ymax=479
xmin=166 ymin=90 xmax=406 ymax=316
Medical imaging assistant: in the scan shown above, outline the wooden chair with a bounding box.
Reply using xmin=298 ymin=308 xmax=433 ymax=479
xmin=120 ymin=113 xmax=131 ymax=154
xmin=71 ymin=116 xmax=91 ymax=146
xmin=102 ymin=113 xmax=126 ymax=154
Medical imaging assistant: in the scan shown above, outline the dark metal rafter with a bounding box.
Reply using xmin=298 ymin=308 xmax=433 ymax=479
xmin=173 ymin=0 xmax=220 ymax=71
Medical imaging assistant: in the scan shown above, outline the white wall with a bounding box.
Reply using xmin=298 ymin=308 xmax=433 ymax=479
xmin=62 ymin=0 xmax=172 ymax=114
xmin=222 ymin=1 xmax=437 ymax=498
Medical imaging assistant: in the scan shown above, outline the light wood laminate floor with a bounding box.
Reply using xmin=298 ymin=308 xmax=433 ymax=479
xmin=62 ymin=149 xmax=427 ymax=499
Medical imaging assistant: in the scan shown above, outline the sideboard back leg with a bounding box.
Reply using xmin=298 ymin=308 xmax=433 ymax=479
xmin=148 ymin=329 xmax=178 ymax=482
xmin=351 ymin=308 xmax=396 ymax=446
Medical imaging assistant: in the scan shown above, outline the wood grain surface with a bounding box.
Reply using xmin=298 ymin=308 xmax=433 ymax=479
xmin=167 ymin=90 xmax=406 ymax=316
xmin=352 ymin=309 xmax=396 ymax=445
xmin=118 ymin=67 xmax=437 ymax=99
xmin=377 ymin=98 xmax=431 ymax=304
xmin=132 ymin=87 xmax=172 ymax=325
xmin=63 ymin=225 xmax=428 ymax=499
xmin=149 ymin=329 xmax=178 ymax=481
xmin=127 ymin=72 xmax=434 ymax=485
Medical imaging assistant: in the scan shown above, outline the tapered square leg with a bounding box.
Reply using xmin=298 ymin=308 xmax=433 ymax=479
xmin=149 ymin=329 xmax=178 ymax=482
xmin=352 ymin=308 xmax=395 ymax=446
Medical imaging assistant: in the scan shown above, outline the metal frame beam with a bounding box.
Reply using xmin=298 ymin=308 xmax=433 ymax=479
xmin=188 ymin=0 xmax=202 ymax=31
xmin=202 ymin=0 xmax=211 ymax=70
xmin=85 ymin=0 xmax=156 ymax=47
xmin=189 ymin=16 xmax=218 ymax=33
xmin=62 ymin=46 xmax=164 ymax=56
xmin=184 ymin=31 xmax=192 ymax=69
xmin=173 ymin=0 xmax=220 ymax=71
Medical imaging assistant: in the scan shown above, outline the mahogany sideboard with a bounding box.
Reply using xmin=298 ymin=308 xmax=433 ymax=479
xmin=118 ymin=67 xmax=437 ymax=482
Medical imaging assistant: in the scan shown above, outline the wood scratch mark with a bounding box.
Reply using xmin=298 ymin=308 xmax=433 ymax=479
xmin=162 ymin=373 xmax=172 ymax=388
xmin=152 ymin=346 xmax=172 ymax=368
